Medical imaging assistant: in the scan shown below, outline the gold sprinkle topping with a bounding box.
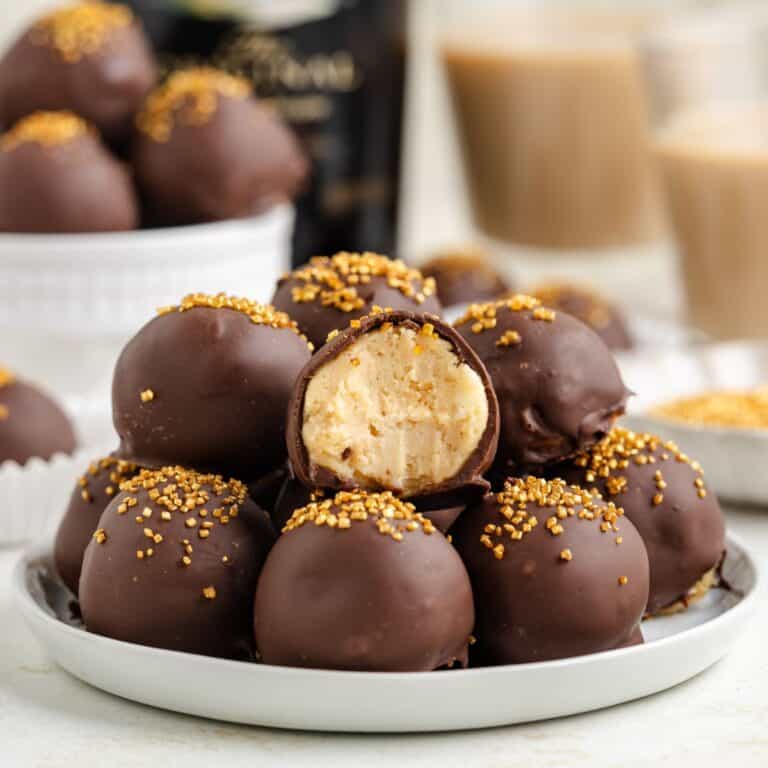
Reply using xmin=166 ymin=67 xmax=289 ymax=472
xmin=496 ymin=329 xmax=522 ymax=348
xmin=140 ymin=389 xmax=155 ymax=403
xmin=283 ymin=490 xmax=436 ymax=541
xmin=481 ymin=476 xmax=625 ymax=560
xmin=618 ymin=575 xmax=629 ymax=586
xmin=282 ymin=252 xmax=436 ymax=314
xmin=77 ymin=456 xmax=138 ymax=507
xmin=93 ymin=528 xmax=107 ymax=544
xmin=30 ymin=1 xmax=132 ymax=62
xmin=454 ymin=295 xmax=544 ymax=336
xmin=1 ymin=111 xmax=90 ymax=151
xmin=653 ymin=387 xmax=768 ymax=430
xmin=136 ymin=68 xmax=251 ymax=142
xmin=572 ymin=427 xmax=707 ymax=505
xmin=157 ymin=293 xmax=312 ymax=350
xmin=202 ymin=585 xmax=217 ymax=600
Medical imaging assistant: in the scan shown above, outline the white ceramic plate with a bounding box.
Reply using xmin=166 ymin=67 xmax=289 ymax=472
xmin=618 ymin=341 xmax=768 ymax=504
xmin=14 ymin=535 xmax=758 ymax=733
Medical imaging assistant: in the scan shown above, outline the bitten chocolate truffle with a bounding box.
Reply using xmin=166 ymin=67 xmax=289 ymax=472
xmin=113 ymin=294 xmax=313 ymax=480
xmin=54 ymin=455 xmax=139 ymax=595
xmin=529 ymin=283 xmax=633 ymax=351
xmin=559 ymin=427 xmax=726 ymax=615
xmin=272 ymin=476 xmax=466 ymax=534
xmin=452 ymin=477 xmax=649 ymax=664
xmin=0 ymin=111 xmax=139 ymax=233
xmin=133 ymin=68 xmax=306 ymax=225
xmin=0 ymin=367 xmax=77 ymax=465
xmin=254 ymin=490 xmax=474 ymax=671
xmin=0 ymin=2 xmax=156 ymax=142
xmin=286 ymin=309 xmax=499 ymax=505
xmin=272 ymin=252 xmax=442 ymax=348
xmin=454 ymin=295 xmax=630 ymax=473
xmin=80 ymin=466 xmax=275 ymax=658
xmin=421 ymin=248 xmax=510 ymax=308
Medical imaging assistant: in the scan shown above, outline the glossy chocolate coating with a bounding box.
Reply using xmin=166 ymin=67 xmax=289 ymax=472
xmin=0 ymin=377 xmax=76 ymax=465
xmin=286 ymin=310 xmax=499 ymax=503
xmin=54 ymin=455 xmax=139 ymax=595
xmin=529 ymin=284 xmax=633 ymax=351
xmin=556 ymin=428 xmax=726 ymax=614
xmin=0 ymin=18 xmax=156 ymax=142
xmin=113 ymin=301 xmax=313 ymax=480
xmin=133 ymin=92 xmax=306 ymax=226
xmin=80 ymin=468 xmax=276 ymax=658
xmin=452 ymin=479 xmax=649 ymax=664
xmin=454 ymin=298 xmax=629 ymax=473
xmin=254 ymin=496 xmax=474 ymax=671
xmin=0 ymin=130 xmax=139 ymax=233
xmin=272 ymin=254 xmax=442 ymax=349
xmin=272 ymin=475 xmax=466 ymax=534
xmin=421 ymin=251 xmax=510 ymax=307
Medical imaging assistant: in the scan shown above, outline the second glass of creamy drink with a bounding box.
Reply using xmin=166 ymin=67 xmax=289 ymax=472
xmin=644 ymin=5 xmax=768 ymax=339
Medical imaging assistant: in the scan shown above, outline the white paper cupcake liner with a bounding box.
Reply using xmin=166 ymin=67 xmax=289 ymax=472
xmin=0 ymin=395 xmax=115 ymax=548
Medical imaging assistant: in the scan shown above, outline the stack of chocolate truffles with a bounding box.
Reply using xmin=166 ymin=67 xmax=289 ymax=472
xmin=55 ymin=252 xmax=726 ymax=669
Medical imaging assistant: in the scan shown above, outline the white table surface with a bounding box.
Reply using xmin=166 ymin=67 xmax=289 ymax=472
xmin=0 ymin=504 xmax=766 ymax=768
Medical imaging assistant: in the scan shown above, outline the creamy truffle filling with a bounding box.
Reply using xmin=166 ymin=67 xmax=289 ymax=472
xmin=302 ymin=325 xmax=489 ymax=496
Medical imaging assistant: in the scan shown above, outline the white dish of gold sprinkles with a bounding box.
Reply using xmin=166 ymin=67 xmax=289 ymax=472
xmin=13 ymin=534 xmax=757 ymax=732
xmin=619 ymin=341 xmax=768 ymax=504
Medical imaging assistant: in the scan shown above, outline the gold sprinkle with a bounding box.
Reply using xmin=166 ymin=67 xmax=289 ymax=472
xmin=618 ymin=576 xmax=629 ymax=586
xmin=156 ymin=293 xmax=311 ymax=350
xmin=30 ymin=1 xmax=133 ymax=63
xmin=93 ymin=528 xmax=107 ymax=544
xmin=1 ymin=111 xmax=91 ymax=151
xmin=202 ymin=585 xmax=217 ymax=600
xmin=140 ymin=389 xmax=155 ymax=403
xmin=136 ymin=68 xmax=251 ymax=142
xmin=559 ymin=548 xmax=573 ymax=561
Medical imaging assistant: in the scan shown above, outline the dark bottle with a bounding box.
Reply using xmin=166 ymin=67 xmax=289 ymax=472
xmin=126 ymin=1 xmax=407 ymax=267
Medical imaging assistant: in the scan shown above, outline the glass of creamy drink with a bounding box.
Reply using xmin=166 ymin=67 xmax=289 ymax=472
xmin=643 ymin=4 xmax=768 ymax=339
xmin=440 ymin=4 xmax=668 ymax=282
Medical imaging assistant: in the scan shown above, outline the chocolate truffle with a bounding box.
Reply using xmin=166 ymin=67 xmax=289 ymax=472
xmin=272 ymin=252 xmax=442 ymax=348
xmin=54 ymin=455 xmax=139 ymax=595
xmin=421 ymin=247 xmax=510 ymax=307
xmin=0 ymin=2 xmax=156 ymax=142
xmin=0 ymin=111 xmax=139 ymax=233
xmin=80 ymin=466 xmax=275 ymax=658
xmin=133 ymin=68 xmax=306 ymax=225
xmin=271 ymin=476 xmax=466 ymax=534
xmin=286 ymin=310 xmax=499 ymax=504
xmin=254 ymin=490 xmax=474 ymax=671
xmin=529 ymin=283 xmax=633 ymax=351
xmin=0 ymin=367 xmax=77 ymax=465
xmin=559 ymin=427 xmax=726 ymax=615
xmin=454 ymin=295 xmax=630 ymax=473
xmin=452 ymin=477 xmax=649 ymax=664
xmin=113 ymin=293 xmax=313 ymax=480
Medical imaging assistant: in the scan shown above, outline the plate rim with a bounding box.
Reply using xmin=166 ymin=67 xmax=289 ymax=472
xmin=12 ymin=532 xmax=761 ymax=684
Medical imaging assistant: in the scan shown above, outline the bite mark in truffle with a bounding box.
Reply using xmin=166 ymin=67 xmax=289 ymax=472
xmin=287 ymin=309 xmax=499 ymax=502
